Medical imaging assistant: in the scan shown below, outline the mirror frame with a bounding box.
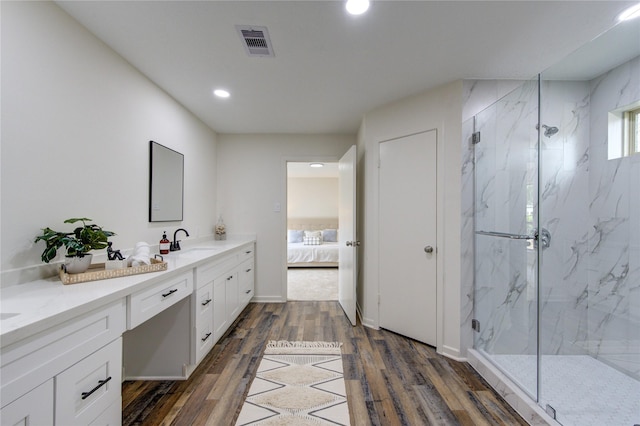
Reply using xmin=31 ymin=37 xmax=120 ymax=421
xmin=149 ymin=140 xmax=184 ymax=222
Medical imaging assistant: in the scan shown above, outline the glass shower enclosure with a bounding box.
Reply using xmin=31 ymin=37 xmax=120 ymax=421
xmin=473 ymin=17 xmax=640 ymax=426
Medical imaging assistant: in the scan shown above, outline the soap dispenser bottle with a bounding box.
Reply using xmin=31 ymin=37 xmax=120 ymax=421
xmin=159 ymin=232 xmax=170 ymax=254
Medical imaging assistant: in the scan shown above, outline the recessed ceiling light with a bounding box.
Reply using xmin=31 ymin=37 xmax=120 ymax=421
xmin=345 ymin=0 xmax=369 ymax=16
xmin=619 ymin=3 xmax=640 ymax=21
xmin=214 ymin=89 xmax=230 ymax=98
xmin=309 ymin=162 xmax=324 ymax=168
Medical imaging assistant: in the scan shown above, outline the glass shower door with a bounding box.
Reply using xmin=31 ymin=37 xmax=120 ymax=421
xmin=473 ymin=78 xmax=540 ymax=399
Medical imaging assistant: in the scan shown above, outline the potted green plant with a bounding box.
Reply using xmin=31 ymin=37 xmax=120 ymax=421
xmin=34 ymin=218 xmax=116 ymax=274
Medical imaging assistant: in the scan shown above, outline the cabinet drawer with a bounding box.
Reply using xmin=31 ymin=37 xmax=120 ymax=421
xmin=1 ymin=299 xmax=126 ymax=407
xmin=0 ymin=379 xmax=53 ymax=425
xmin=239 ymin=260 xmax=254 ymax=303
xmin=194 ymin=320 xmax=214 ymax=364
xmin=195 ymin=283 xmax=214 ymax=327
xmin=56 ymin=337 xmax=122 ymax=426
xmin=128 ymin=271 xmax=193 ymax=329
xmin=239 ymin=244 xmax=255 ymax=262
xmin=196 ymin=254 xmax=238 ymax=288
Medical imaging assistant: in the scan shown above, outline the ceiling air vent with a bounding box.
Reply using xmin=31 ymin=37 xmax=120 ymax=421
xmin=236 ymin=25 xmax=275 ymax=57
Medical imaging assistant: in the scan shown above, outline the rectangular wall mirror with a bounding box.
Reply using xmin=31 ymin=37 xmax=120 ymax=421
xmin=149 ymin=141 xmax=184 ymax=222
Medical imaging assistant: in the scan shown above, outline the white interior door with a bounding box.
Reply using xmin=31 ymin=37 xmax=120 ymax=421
xmin=339 ymin=145 xmax=357 ymax=326
xmin=379 ymin=130 xmax=437 ymax=345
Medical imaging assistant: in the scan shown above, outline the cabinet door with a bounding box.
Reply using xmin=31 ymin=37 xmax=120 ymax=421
xmin=225 ymin=272 xmax=240 ymax=323
xmin=213 ymin=276 xmax=227 ymax=342
xmin=0 ymin=379 xmax=53 ymax=426
xmin=56 ymin=338 xmax=122 ymax=426
xmin=88 ymin=398 xmax=121 ymax=426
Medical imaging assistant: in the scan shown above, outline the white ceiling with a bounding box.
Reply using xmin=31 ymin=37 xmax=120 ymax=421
xmin=288 ymin=162 xmax=339 ymax=178
xmin=56 ymin=1 xmax=636 ymax=134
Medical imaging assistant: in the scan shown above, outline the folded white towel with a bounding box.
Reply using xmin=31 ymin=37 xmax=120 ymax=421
xmin=129 ymin=242 xmax=151 ymax=266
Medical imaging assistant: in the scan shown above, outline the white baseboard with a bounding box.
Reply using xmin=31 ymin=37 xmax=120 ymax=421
xmin=439 ymin=345 xmax=466 ymax=362
xmin=251 ymin=296 xmax=286 ymax=303
xmin=360 ymin=316 xmax=379 ymax=330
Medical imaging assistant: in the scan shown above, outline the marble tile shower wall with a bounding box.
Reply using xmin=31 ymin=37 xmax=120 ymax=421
xmin=462 ymin=55 xmax=639 ymax=379
xmin=585 ymin=56 xmax=639 ymax=379
xmin=539 ymin=79 xmax=592 ymax=358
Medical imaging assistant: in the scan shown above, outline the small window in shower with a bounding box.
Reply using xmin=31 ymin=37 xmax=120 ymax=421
xmin=624 ymin=106 xmax=640 ymax=155
xmin=608 ymin=100 xmax=640 ymax=159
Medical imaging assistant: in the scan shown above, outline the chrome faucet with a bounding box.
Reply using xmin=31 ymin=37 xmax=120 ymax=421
xmin=170 ymin=228 xmax=190 ymax=251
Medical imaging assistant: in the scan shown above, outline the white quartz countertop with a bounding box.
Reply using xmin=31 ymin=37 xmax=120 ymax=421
xmin=0 ymin=237 xmax=255 ymax=347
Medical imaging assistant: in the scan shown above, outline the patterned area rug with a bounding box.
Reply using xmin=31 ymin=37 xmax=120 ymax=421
xmin=235 ymin=341 xmax=351 ymax=425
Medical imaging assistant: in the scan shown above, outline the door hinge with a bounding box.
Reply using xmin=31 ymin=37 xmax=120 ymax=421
xmin=472 ymin=319 xmax=480 ymax=332
xmin=472 ymin=131 xmax=481 ymax=144
xmin=545 ymin=404 xmax=556 ymax=419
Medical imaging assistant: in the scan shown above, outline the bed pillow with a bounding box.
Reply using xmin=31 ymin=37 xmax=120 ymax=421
xmin=322 ymin=229 xmax=338 ymax=242
xmin=288 ymin=229 xmax=304 ymax=243
xmin=303 ymin=230 xmax=323 ymax=245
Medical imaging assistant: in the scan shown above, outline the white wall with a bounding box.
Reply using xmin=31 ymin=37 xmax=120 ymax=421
xmin=287 ymin=177 xmax=338 ymax=219
xmin=1 ymin=1 xmax=218 ymax=282
xmin=216 ymin=134 xmax=355 ymax=302
xmin=357 ymin=80 xmax=465 ymax=359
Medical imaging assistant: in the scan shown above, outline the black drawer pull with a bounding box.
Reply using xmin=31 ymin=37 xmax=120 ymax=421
xmin=246 ymin=268 xmax=252 ymax=272
xmin=227 ymin=276 xmax=233 ymax=280
xmin=245 ymin=290 xmax=251 ymax=294
xmin=245 ymin=251 xmax=252 ymax=254
xmin=201 ymin=298 xmax=212 ymax=306
xmin=81 ymin=376 xmax=112 ymax=400
xmin=201 ymin=332 xmax=212 ymax=342
xmin=162 ymin=288 xmax=178 ymax=298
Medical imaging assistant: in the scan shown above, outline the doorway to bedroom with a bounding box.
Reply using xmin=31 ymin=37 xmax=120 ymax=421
xmin=286 ymin=162 xmax=340 ymax=301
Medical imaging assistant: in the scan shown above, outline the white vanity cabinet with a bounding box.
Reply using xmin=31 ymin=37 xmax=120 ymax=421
xmin=0 ymin=299 xmax=126 ymax=426
xmin=1 ymin=237 xmax=256 ymax=424
xmin=192 ymin=242 xmax=255 ymax=364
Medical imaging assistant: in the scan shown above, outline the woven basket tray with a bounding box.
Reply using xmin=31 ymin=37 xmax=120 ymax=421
xmin=59 ymin=257 xmax=168 ymax=285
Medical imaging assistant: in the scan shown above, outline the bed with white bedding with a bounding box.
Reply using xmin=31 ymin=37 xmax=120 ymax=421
xmin=287 ymin=218 xmax=339 ymax=268
xmin=287 ymin=241 xmax=339 ymax=267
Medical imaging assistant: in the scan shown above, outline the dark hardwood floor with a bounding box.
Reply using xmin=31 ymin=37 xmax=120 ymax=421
xmin=122 ymin=302 xmax=527 ymax=425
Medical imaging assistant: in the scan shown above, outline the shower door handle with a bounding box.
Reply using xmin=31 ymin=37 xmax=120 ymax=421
xmin=476 ymin=229 xmax=551 ymax=248
xmin=476 ymin=230 xmax=531 ymax=240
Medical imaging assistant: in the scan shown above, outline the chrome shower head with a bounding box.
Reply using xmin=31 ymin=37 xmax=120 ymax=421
xmin=541 ymin=124 xmax=559 ymax=138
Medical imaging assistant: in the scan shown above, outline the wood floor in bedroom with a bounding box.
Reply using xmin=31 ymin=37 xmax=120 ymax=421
xmin=122 ymin=301 xmax=527 ymax=426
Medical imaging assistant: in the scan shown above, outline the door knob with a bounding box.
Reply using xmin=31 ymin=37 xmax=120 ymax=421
xmin=346 ymin=241 xmax=353 ymax=246
xmin=424 ymin=246 xmax=434 ymax=254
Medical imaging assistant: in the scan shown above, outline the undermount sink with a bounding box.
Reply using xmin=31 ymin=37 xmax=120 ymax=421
xmin=164 ymin=247 xmax=221 ymax=257
xmin=0 ymin=312 xmax=20 ymax=321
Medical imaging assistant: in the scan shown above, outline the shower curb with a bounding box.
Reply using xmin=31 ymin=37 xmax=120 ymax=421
xmin=467 ymin=349 xmax=555 ymax=426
